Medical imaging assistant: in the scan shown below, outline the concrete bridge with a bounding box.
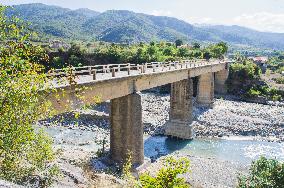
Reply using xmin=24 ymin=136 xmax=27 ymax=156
xmin=47 ymin=59 xmax=230 ymax=166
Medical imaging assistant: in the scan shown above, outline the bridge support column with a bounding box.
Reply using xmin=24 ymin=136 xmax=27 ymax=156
xmin=214 ymin=69 xmax=229 ymax=94
xmin=110 ymin=93 xmax=144 ymax=166
xmin=165 ymin=79 xmax=193 ymax=139
xmin=197 ymin=72 xmax=214 ymax=107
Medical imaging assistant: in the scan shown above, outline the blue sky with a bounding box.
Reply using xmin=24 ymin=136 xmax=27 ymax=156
xmin=1 ymin=0 xmax=284 ymax=33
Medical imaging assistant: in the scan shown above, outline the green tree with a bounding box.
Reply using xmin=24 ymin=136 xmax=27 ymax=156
xmin=0 ymin=5 xmax=58 ymax=185
xmin=192 ymin=42 xmax=201 ymax=49
xmin=175 ymin=39 xmax=183 ymax=47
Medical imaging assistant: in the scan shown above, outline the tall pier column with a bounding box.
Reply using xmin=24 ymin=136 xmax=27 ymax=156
xmin=197 ymin=72 xmax=214 ymax=107
xmin=165 ymin=79 xmax=193 ymax=139
xmin=110 ymin=93 xmax=144 ymax=166
xmin=214 ymin=69 xmax=229 ymax=94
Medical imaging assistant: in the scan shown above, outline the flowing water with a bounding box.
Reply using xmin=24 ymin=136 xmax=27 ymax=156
xmin=144 ymin=136 xmax=284 ymax=165
xmin=46 ymin=127 xmax=284 ymax=165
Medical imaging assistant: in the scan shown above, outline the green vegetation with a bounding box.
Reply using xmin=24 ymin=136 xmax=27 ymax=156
xmin=228 ymin=54 xmax=283 ymax=101
xmin=273 ymin=77 xmax=284 ymax=84
xmin=0 ymin=5 xmax=58 ymax=186
xmin=238 ymin=157 xmax=284 ymax=188
xmin=7 ymin=3 xmax=284 ymax=50
xmin=267 ymin=54 xmax=284 ymax=74
xmin=139 ymin=157 xmax=190 ymax=188
xmin=123 ymin=156 xmax=191 ymax=188
xmin=47 ymin=41 xmax=228 ymax=69
xmin=246 ymin=86 xmax=282 ymax=101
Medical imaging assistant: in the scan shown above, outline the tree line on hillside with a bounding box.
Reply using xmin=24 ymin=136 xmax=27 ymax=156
xmin=45 ymin=40 xmax=228 ymax=69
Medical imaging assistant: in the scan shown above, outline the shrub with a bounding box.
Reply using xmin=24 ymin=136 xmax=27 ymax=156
xmin=273 ymin=77 xmax=284 ymax=84
xmin=123 ymin=156 xmax=191 ymax=188
xmin=138 ymin=157 xmax=190 ymax=188
xmin=246 ymin=88 xmax=261 ymax=98
xmin=238 ymin=157 xmax=284 ymax=188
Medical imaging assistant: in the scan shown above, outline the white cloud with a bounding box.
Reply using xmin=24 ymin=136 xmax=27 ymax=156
xmin=185 ymin=12 xmax=284 ymax=33
xmin=186 ymin=16 xmax=214 ymax=24
xmin=232 ymin=12 xmax=284 ymax=33
xmin=151 ymin=10 xmax=172 ymax=16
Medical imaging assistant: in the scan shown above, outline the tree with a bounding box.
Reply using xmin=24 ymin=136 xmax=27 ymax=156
xmin=192 ymin=42 xmax=201 ymax=49
xmin=175 ymin=39 xmax=183 ymax=47
xmin=0 ymin=5 xmax=58 ymax=185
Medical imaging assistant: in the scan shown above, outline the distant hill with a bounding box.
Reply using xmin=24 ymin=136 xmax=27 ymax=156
xmin=7 ymin=3 xmax=284 ymax=50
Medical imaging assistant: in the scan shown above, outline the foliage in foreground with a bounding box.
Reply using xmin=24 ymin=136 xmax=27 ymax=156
xmin=0 ymin=5 xmax=58 ymax=186
xmin=238 ymin=157 xmax=284 ymax=188
xmin=123 ymin=156 xmax=191 ymax=188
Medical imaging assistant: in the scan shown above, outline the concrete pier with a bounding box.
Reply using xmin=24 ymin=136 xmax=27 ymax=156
xmin=110 ymin=93 xmax=144 ymax=165
xmin=165 ymin=79 xmax=194 ymax=139
xmin=197 ymin=72 xmax=214 ymax=107
xmin=214 ymin=69 xmax=229 ymax=94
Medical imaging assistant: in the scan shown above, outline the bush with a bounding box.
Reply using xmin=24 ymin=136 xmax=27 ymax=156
xmin=273 ymin=77 xmax=284 ymax=84
xmin=246 ymin=88 xmax=261 ymax=98
xmin=238 ymin=157 xmax=284 ymax=188
xmin=123 ymin=156 xmax=191 ymax=188
xmin=138 ymin=157 xmax=190 ymax=188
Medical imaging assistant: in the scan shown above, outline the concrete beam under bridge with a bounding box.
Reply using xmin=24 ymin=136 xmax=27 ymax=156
xmin=214 ymin=69 xmax=229 ymax=94
xmin=110 ymin=93 xmax=144 ymax=166
xmin=165 ymin=79 xmax=194 ymax=139
xmin=197 ymin=72 xmax=214 ymax=107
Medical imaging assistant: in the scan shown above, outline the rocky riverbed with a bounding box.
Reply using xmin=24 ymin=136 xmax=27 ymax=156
xmin=15 ymin=91 xmax=283 ymax=187
xmin=142 ymin=92 xmax=284 ymax=142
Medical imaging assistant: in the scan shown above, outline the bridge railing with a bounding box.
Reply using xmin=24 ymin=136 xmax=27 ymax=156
xmin=48 ymin=59 xmax=225 ymax=80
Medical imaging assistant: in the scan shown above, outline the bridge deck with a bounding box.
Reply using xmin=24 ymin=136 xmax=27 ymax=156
xmin=47 ymin=60 xmax=229 ymax=113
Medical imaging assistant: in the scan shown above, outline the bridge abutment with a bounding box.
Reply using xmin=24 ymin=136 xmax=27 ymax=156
xmin=214 ymin=69 xmax=229 ymax=94
xmin=110 ymin=93 xmax=144 ymax=166
xmin=197 ymin=72 xmax=214 ymax=107
xmin=165 ymin=79 xmax=194 ymax=139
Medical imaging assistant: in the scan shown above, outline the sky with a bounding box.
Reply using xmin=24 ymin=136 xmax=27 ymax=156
xmin=1 ymin=0 xmax=284 ymax=33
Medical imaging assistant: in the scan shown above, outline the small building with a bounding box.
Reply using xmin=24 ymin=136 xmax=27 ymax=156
xmin=248 ymin=56 xmax=269 ymax=73
xmin=49 ymin=40 xmax=70 ymax=51
xmin=177 ymin=44 xmax=193 ymax=49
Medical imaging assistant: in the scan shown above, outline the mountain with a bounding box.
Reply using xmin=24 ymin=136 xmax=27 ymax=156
xmin=6 ymin=3 xmax=284 ymax=50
